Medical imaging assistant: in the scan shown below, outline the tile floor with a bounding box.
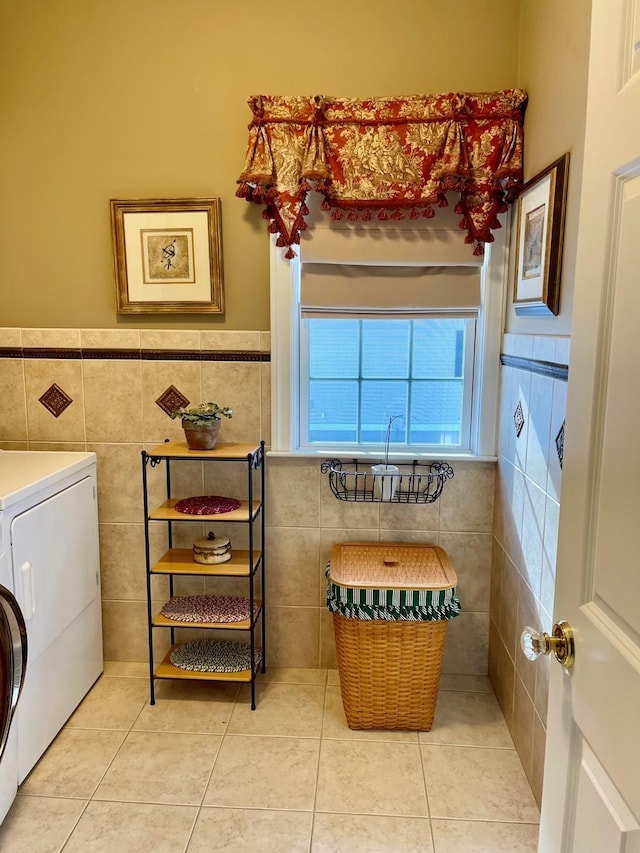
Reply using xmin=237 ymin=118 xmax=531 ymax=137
xmin=0 ymin=665 xmax=540 ymax=852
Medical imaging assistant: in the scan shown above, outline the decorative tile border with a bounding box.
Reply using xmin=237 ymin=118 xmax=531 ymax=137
xmin=0 ymin=347 xmax=270 ymax=362
xmin=500 ymin=354 xmax=568 ymax=382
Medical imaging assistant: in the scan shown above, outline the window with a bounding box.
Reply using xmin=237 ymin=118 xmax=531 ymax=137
xmin=301 ymin=316 xmax=476 ymax=450
xmin=269 ymin=207 xmax=508 ymax=458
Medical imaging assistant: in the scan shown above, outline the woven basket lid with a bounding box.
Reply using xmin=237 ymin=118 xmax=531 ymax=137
xmin=329 ymin=542 xmax=457 ymax=591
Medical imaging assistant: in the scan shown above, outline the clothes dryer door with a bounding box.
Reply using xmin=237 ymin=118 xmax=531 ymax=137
xmin=0 ymin=583 xmax=27 ymax=762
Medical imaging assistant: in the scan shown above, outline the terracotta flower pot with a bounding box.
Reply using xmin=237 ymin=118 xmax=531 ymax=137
xmin=181 ymin=419 xmax=222 ymax=450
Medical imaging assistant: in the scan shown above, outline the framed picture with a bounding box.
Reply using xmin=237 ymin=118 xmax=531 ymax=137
xmin=110 ymin=198 xmax=224 ymax=314
xmin=513 ymin=153 xmax=570 ymax=316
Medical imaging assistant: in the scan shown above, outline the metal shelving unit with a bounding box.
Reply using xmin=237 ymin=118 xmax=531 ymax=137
xmin=141 ymin=440 xmax=265 ymax=710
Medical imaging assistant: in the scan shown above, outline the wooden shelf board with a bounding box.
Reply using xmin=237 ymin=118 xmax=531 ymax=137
xmin=149 ymin=499 xmax=261 ymax=523
xmin=145 ymin=440 xmax=261 ymax=460
xmin=153 ymin=601 xmax=262 ymax=631
xmin=154 ymin=645 xmax=261 ymax=682
xmin=151 ymin=548 xmax=261 ymax=577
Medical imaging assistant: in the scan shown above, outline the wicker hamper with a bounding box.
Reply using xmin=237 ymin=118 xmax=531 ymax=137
xmin=327 ymin=542 xmax=460 ymax=731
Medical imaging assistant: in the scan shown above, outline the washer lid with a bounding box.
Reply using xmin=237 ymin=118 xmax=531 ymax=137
xmin=0 ymin=452 xmax=96 ymax=510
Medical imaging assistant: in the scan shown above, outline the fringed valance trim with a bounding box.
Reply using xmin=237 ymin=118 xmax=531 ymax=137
xmin=236 ymin=90 xmax=527 ymax=258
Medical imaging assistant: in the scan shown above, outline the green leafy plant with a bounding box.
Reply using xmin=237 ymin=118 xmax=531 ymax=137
xmin=170 ymin=402 xmax=233 ymax=425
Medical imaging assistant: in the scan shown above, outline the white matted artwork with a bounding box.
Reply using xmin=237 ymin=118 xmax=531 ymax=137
xmin=513 ymin=154 xmax=569 ymax=316
xmin=110 ymin=198 xmax=224 ymax=313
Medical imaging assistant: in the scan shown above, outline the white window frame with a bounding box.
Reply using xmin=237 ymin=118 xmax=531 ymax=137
xmin=269 ymin=215 xmax=508 ymax=459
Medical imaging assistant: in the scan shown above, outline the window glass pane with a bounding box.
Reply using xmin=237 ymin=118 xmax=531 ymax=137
xmin=360 ymin=381 xmax=408 ymax=443
xmin=413 ymin=319 xmax=465 ymax=378
xmin=304 ymin=317 xmax=471 ymax=447
xmin=308 ymin=379 xmax=358 ymax=442
xmin=309 ymin=319 xmax=359 ymax=378
xmin=410 ymin=379 xmax=463 ymax=444
xmin=362 ymin=320 xmax=410 ymax=378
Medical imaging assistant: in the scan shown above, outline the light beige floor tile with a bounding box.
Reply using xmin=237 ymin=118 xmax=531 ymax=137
xmin=419 ymin=691 xmax=514 ymax=748
xmin=311 ymin=812 xmax=433 ymax=852
xmin=203 ymin=735 xmax=319 ymax=810
xmin=187 ymin=807 xmax=313 ymax=853
xmin=316 ymin=739 xmax=428 ymax=816
xmin=439 ymin=673 xmax=493 ymax=693
xmin=133 ymin=679 xmax=238 ymax=734
xmin=93 ymin=731 xmax=221 ymax=805
xmin=422 ymin=745 xmax=540 ymax=822
xmin=431 ymin=818 xmax=539 ymax=851
xmin=227 ymin=682 xmax=325 ymax=737
xmin=0 ymin=795 xmax=86 ymax=853
xmin=260 ymin=666 xmax=328 ymax=685
xmin=322 ymin=685 xmax=418 ymax=742
xmin=19 ymin=729 xmax=126 ymax=798
xmin=102 ymin=661 xmax=149 ymax=678
xmin=327 ymin=668 xmax=340 ymax=686
xmin=62 ymin=800 xmax=198 ymax=853
xmin=65 ymin=676 xmax=149 ymax=730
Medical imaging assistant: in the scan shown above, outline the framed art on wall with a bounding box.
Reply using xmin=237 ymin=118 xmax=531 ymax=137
xmin=110 ymin=198 xmax=224 ymax=314
xmin=513 ymin=153 xmax=570 ymax=316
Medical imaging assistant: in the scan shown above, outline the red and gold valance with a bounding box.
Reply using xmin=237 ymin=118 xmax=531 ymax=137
xmin=236 ymin=90 xmax=527 ymax=258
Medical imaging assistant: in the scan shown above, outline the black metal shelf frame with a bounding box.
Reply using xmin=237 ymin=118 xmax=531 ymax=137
xmin=141 ymin=441 xmax=266 ymax=710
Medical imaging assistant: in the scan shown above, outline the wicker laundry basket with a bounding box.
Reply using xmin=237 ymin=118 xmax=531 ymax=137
xmin=327 ymin=542 xmax=460 ymax=731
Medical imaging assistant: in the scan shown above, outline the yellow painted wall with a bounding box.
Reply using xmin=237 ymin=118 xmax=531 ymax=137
xmin=508 ymin=0 xmax=592 ymax=335
xmin=0 ymin=0 xmax=520 ymax=330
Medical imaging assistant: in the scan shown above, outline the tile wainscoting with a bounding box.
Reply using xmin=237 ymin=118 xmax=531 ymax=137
xmin=491 ymin=332 xmax=569 ymax=807
xmin=0 ymin=327 xmax=494 ymax=679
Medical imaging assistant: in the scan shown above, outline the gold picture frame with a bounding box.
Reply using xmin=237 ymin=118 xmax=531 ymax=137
xmin=110 ymin=198 xmax=224 ymax=314
xmin=513 ymin=154 xmax=569 ymax=316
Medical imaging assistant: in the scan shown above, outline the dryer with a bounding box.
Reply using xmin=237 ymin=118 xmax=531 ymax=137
xmin=0 ymin=451 xmax=103 ymax=822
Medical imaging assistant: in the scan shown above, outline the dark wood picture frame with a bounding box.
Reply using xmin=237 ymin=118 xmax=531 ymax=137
xmin=513 ymin=153 xmax=570 ymax=316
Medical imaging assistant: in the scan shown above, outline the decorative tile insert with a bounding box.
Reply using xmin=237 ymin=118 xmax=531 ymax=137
xmin=156 ymin=385 xmax=190 ymax=417
xmin=513 ymin=400 xmax=525 ymax=437
xmin=555 ymin=421 xmax=565 ymax=469
xmin=38 ymin=383 xmax=73 ymax=418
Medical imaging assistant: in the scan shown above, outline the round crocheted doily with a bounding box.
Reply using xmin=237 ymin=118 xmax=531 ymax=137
xmin=174 ymin=495 xmax=241 ymax=515
xmin=161 ymin=594 xmax=255 ymax=623
xmin=170 ymin=640 xmax=261 ymax=673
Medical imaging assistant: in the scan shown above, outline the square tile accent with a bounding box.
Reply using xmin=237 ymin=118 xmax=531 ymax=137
xmin=155 ymin=385 xmax=190 ymax=417
xmin=514 ymin=400 xmax=525 ymax=437
xmin=38 ymin=383 xmax=73 ymax=418
xmin=555 ymin=421 xmax=565 ymax=469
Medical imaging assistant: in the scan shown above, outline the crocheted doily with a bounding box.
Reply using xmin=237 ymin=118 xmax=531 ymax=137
xmin=170 ymin=639 xmax=261 ymax=673
xmin=174 ymin=495 xmax=241 ymax=515
xmin=161 ymin=594 xmax=255 ymax=623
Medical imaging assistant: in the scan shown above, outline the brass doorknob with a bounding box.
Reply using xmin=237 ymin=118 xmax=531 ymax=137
xmin=521 ymin=621 xmax=575 ymax=668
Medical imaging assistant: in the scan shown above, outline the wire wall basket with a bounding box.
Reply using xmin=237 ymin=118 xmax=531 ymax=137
xmin=320 ymin=459 xmax=454 ymax=504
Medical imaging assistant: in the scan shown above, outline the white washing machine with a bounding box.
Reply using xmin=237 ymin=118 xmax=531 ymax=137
xmin=0 ymin=451 xmax=103 ymax=822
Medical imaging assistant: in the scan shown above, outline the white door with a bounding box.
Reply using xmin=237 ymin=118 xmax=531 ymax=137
xmin=539 ymin=0 xmax=640 ymax=850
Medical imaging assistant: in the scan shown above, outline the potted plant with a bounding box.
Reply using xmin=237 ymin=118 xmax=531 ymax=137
xmin=170 ymin=402 xmax=233 ymax=450
xmin=371 ymin=415 xmax=403 ymax=501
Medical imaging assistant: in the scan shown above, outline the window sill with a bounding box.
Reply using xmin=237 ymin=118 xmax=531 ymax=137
xmin=266 ymin=449 xmax=497 ymax=463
